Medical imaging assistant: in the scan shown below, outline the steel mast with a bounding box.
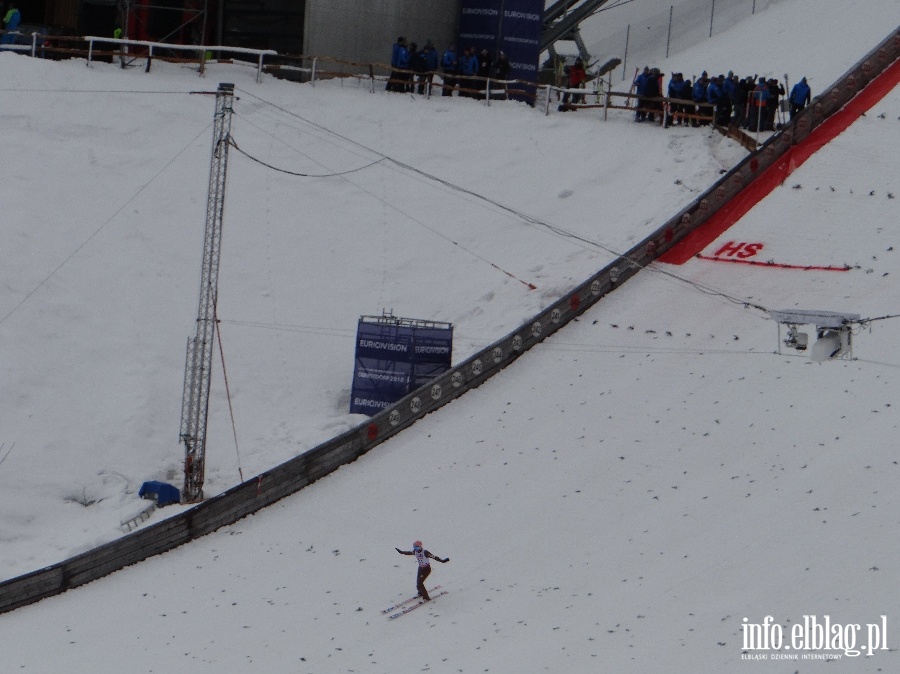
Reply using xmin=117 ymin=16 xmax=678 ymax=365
xmin=180 ymin=82 xmax=235 ymax=503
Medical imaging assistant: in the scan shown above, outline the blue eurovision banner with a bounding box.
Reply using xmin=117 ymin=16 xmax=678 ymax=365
xmin=458 ymin=0 xmax=543 ymax=101
xmin=350 ymin=316 xmax=453 ymax=416
xmin=409 ymin=325 xmax=454 ymax=389
xmin=350 ymin=320 xmax=411 ymax=415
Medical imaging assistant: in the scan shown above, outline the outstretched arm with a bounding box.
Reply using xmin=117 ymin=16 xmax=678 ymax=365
xmin=426 ymin=550 xmax=450 ymax=563
xmin=396 ymin=547 xmax=413 ymax=555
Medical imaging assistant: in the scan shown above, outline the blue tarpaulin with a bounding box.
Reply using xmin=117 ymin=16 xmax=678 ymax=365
xmin=138 ymin=480 xmax=181 ymax=507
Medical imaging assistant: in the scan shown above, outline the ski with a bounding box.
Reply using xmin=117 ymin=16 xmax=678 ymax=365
xmin=380 ymin=586 xmax=442 ymax=615
xmin=387 ymin=590 xmax=448 ymax=619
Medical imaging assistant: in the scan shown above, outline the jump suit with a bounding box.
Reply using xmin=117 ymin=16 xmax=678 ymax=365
xmin=398 ymin=546 xmax=444 ymax=600
xmin=413 ymin=548 xmax=432 ymax=600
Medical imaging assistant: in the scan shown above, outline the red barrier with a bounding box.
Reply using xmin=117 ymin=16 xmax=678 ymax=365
xmin=660 ymin=57 xmax=900 ymax=265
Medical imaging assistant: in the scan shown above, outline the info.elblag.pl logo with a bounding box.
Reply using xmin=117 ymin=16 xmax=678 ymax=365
xmin=741 ymin=615 xmax=889 ymax=660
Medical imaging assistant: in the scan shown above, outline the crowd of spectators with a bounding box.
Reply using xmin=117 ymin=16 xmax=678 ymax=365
xmin=634 ymin=66 xmax=813 ymax=132
xmin=385 ymin=36 xmax=815 ymax=129
xmin=387 ymin=37 xmax=511 ymax=99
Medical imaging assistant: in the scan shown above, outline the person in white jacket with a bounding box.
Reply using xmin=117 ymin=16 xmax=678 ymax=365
xmin=395 ymin=540 xmax=449 ymax=600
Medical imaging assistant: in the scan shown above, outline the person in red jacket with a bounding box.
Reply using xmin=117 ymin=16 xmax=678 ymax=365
xmin=563 ymin=58 xmax=587 ymax=105
xmin=396 ymin=540 xmax=449 ymax=601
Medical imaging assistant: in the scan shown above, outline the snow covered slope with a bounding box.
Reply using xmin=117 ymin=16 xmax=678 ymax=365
xmin=0 ymin=0 xmax=898 ymax=671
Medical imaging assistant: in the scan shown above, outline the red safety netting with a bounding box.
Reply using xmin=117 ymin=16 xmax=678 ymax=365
xmin=660 ymin=57 xmax=900 ymax=265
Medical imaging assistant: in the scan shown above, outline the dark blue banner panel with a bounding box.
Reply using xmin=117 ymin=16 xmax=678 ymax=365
xmin=458 ymin=0 xmax=543 ymax=100
xmin=350 ymin=317 xmax=453 ymax=416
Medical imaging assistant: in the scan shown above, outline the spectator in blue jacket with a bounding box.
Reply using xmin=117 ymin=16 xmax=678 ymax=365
xmin=746 ymin=76 xmax=770 ymax=131
xmin=424 ymin=41 xmax=438 ymax=71
xmin=707 ymin=74 xmax=731 ymax=126
xmin=2 ymin=2 xmax=21 ymax=44
xmin=691 ymin=72 xmax=710 ymax=126
xmin=723 ymin=71 xmax=736 ymax=101
xmin=415 ymin=40 xmax=438 ymax=95
xmin=441 ymin=44 xmax=458 ymax=96
xmin=410 ymin=42 xmax=426 ymax=94
xmin=723 ymin=71 xmax=738 ymax=124
xmin=387 ymin=37 xmax=409 ymax=92
xmin=635 ymin=66 xmax=661 ymax=122
xmin=789 ymin=77 xmax=811 ymax=119
xmin=398 ymin=41 xmax=413 ymax=91
xmin=665 ymin=72 xmax=692 ymax=127
xmin=764 ymin=77 xmax=785 ymax=130
xmin=732 ymin=75 xmax=751 ymax=128
xmin=633 ymin=66 xmax=650 ymax=121
xmin=459 ymin=46 xmax=478 ymax=97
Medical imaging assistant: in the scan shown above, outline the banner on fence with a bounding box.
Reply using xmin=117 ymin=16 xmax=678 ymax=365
xmin=458 ymin=0 xmax=542 ymax=101
xmin=350 ymin=316 xmax=453 ymax=415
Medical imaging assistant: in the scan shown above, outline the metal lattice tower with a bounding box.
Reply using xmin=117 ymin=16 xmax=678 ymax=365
xmin=180 ymin=82 xmax=235 ymax=503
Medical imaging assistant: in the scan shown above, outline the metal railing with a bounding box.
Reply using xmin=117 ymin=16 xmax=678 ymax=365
xmin=584 ymin=0 xmax=774 ymax=81
xmin=83 ymin=36 xmax=276 ymax=82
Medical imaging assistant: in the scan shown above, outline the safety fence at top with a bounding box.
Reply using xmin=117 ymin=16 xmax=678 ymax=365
xmin=0 ymin=27 xmax=896 ymax=617
xmin=0 ymin=30 xmax=717 ymax=117
xmin=586 ymin=0 xmax=775 ymax=82
xmin=2 ymin=30 xmax=532 ymax=96
xmin=0 ymin=30 xmax=768 ymax=130
xmin=0 ymin=31 xmax=278 ymax=80
xmin=0 ymin=30 xmax=792 ymax=142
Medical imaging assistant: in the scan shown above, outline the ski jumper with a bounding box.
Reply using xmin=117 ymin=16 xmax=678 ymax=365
xmin=396 ymin=542 xmax=449 ymax=600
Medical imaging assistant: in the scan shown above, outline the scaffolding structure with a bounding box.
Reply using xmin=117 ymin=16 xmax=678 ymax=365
xmin=119 ymin=0 xmax=209 ymax=46
xmin=179 ymin=82 xmax=234 ymax=503
xmin=542 ymin=0 xmax=613 ymax=64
